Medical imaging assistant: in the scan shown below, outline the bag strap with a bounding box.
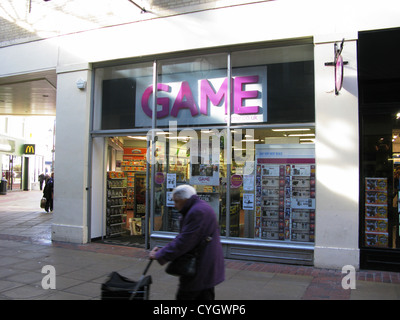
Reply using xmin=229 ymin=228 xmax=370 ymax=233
xmin=191 ymin=235 xmax=212 ymax=256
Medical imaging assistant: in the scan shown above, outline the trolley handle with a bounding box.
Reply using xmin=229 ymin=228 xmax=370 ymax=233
xmin=143 ymin=259 xmax=153 ymax=275
xmin=129 ymin=259 xmax=153 ymax=300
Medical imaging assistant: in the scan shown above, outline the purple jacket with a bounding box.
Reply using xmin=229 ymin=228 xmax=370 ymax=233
xmin=155 ymin=195 xmax=225 ymax=292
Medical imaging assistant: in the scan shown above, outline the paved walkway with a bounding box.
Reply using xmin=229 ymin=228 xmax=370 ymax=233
xmin=0 ymin=190 xmax=400 ymax=300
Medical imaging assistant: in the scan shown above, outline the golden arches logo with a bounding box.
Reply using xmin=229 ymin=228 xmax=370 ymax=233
xmin=24 ymin=144 xmax=35 ymax=154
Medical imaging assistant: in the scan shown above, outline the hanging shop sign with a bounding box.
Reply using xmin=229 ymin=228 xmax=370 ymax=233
xmin=136 ymin=66 xmax=267 ymax=127
xmin=324 ymin=39 xmax=348 ymax=95
xmin=335 ymin=54 xmax=344 ymax=94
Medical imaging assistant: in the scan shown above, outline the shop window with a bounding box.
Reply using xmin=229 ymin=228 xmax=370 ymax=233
xmin=152 ymin=128 xmax=226 ymax=234
xmin=361 ymin=112 xmax=400 ymax=249
xmin=102 ymin=78 xmax=136 ymax=129
xmin=358 ymin=28 xmax=400 ymax=106
xmin=94 ymin=42 xmax=316 ymax=245
xmin=1 ymin=155 xmax=22 ymax=191
xmin=359 ymin=28 xmax=400 ymax=253
xmin=230 ymin=128 xmax=315 ymax=241
xmin=156 ymin=53 xmax=228 ymax=128
xmin=151 ymin=127 xmax=315 ymax=242
xmin=95 ymin=44 xmax=314 ymax=130
xmin=231 ymin=44 xmax=315 ymax=124
xmin=94 ymin=62 xmax=153 ymax=130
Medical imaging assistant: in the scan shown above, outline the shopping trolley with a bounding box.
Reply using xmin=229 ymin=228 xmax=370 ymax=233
xmin=101 ymin=260 xmax=153 ymax=300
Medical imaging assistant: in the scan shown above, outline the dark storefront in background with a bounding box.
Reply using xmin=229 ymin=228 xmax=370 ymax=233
xmin=359 ymin=27 xmax=400 ymax=271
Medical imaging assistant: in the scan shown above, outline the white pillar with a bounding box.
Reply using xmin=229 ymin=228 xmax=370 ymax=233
xmin=52 ymin=64 xmax=92 ymax=244
xmin=314 ymin=36 xmax=360 ymax=270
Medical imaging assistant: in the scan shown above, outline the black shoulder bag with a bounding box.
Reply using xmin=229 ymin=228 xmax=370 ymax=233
xmin=165 ymin=236 xmax=212 ymax=277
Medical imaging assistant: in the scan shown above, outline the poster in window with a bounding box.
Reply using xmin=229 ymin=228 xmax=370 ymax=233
xmin=166 ymin=191 xmax=174 ymax=207
xmin=167 ymin=173 xmax=176 ymax=189
xmin=243 ymin=193 xmax=254 ymax=210
xmin=364 ymin=177 xmax=388 ymax=247
xmin=190 ymin=164 xmax=220 ymax=186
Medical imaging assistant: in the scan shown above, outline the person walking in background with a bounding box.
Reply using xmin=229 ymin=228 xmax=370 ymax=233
xmin=39 ymin=173 xmax=45 ymax=190
xmin=43 ymin=172 xmax=54 ymax=212
xmin=149 ymin=184 xmax=225 ymax=300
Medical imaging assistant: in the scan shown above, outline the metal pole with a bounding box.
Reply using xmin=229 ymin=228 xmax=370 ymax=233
xmin=226 ymin=53 xmax=232 ymax=238
xmin=146 ymin=59 xmax=157 ymax=249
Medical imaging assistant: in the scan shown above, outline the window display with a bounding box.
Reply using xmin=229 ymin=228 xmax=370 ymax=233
xmin=365 ymin=178 xmax=389 ymax=247
xmin=122 ymin=147 xmax=147 ymax=235
xmin=254 ymin=145 xmax=315 ymax=242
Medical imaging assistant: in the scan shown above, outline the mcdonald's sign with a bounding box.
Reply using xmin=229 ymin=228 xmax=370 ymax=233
xmin=24 ymin=144 xmax=35 ymax=155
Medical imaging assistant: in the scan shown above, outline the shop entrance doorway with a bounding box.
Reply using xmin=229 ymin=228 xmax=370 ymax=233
xmin=97 ymin=135 xmax=148 ymax=248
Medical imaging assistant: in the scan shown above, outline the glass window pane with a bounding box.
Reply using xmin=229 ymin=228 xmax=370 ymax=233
xmin=153 ymin=128 xmax=227 ymax=235
xmin=231 ymin=44 xmax=314 ymax=125
xmin=229 ymin=127 xmax=315 ymax=241
xmin=153 ymin=53 xmax=228 ymax=128
xmin=93 ymin=62 xmax=154 ymax=130
xmin=361 ymin=110 xmax=400 ymax=249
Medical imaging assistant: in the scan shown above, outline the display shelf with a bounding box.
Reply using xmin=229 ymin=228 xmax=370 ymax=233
xmin=106 ymin=172 xmax=127 ymax=237
xmin=255 ymin=162 xmax=316 ymax=243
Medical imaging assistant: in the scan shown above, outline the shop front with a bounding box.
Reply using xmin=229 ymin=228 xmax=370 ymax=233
xmin=0 ymin=135 xmax=26 ymax=192
xmin=359 ymin=27 xmax=400 ymax=271
xmin=90 ymin=40 xmax=317 ymax=264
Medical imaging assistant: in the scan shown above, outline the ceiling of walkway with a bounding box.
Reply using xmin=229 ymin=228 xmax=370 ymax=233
xmin=0 ymin=70 xmax=57 ymax=116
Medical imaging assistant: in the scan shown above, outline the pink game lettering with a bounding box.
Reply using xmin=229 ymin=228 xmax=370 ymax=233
xmin=141 ymin=75 xmax=260 ymax=118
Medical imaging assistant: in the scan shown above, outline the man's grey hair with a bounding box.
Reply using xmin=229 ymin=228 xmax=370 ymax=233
xmin=172 ymin=184 xmax=197 ymax=200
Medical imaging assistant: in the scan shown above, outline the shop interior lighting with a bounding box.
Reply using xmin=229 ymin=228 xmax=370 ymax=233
xmin=287 ymin=133 xmax=315 ymax=137
xmin=166 ymin=136 xmax=193 ymax=143
xmin=272 ymin=128 xmax=311 ymax=132
xmin=300 ymin=138 xmax=315 ymax=143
